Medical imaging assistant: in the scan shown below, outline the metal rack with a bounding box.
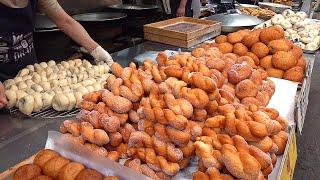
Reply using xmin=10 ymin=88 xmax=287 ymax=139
xmin=8 ymin=108 xmax=80 ymax=119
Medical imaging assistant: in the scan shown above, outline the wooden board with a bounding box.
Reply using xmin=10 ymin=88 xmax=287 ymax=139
xmin=0 ymin=154 xmax=36 ymax=180
xmin=144 ymin=17 xmax=221 ymax=41
xmin=145 ymin=31 xmax=218 ymax=48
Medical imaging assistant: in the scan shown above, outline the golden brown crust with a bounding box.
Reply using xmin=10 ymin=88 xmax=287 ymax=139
xmin=42 ymin=157 xmax=70 ymax=178
xmin=242 ymin=29 xmax=262 ymax=48
xmin=272 ymin=51 xmax=297 ymax=70
xmin=245 ymin=52 xmax=260 ymax=65
xmin=57 ymin=162 xmax=85 ymax=180
xmin=13 ymin=164 xmax=42 ymax=180
xmin=259 ymin=55 xmax=273 ymax=69
xmin=251 ymin=42 xmax=269 ymax=58
xmin=227 ymin=32 xmax=244 ymax=44
xmin=75 ymin=169 xmax=104 ymax=180
xmin=266 ymin=68 xmax=284 ymax=78
xmin=235 ymin=80 xmax=258 ymax=99
xmin=268 ymin=39 xmax=293 ymax=54
xmin=233 ymin=43 xmax=249 ymax=56
xmin=259 ymin=26 xmax=284 ymax=44
xmin=296 ymin=56 xmax=307 ymax=70
xmin=283 ymin=66 xmax=304 ymax=82
xmin=215 ymin=35 xmax=228 ymax=44
xmin=34 ymin=149 xmax=59 ymax=169
xmin=218 ymin=43 xmax=234 ymax=54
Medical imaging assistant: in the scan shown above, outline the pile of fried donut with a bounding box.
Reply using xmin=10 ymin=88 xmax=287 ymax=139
xmin=13 ymin=149 xmax=119 ymax=180
xmin=55 ymin=43 xmax=289 ymax=180
xmin=207 ymin=26 xmax=306 ymax=82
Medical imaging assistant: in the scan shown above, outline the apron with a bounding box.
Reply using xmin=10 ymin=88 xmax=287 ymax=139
xmin=0 ymin=0 xmax=38 ymax=82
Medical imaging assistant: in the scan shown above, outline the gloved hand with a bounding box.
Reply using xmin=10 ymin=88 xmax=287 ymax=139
xmin=0 ymin=82 xmax=8 ymax=109
xmin=90 ymin=46 xmax=114 ymax=67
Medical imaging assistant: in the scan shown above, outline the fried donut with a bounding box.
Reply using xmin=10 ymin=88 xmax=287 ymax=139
xmin=34 ymin=149 xmax=59 ymax=169
xmin=102 ymin=89 xmax=133 ymax=114
xmin=206 ymin=58 xmax=226 ymax=71
xmin=237 ymin=56 xmax=256 ymax=68
xmin=245 ymin=52 xmax=259 ymax=65
xmin=283 ymin=66 xmax=304 ymax=82
xmin=235 ymin=79 xmax=258 ymax=99
xmin=251 ymin=42 xmax=269 ymax=58
xmin=58 ymin=162 xmax=85 ymax=180
xmin=259 ymin=26 xmax=284 ymax=44
xmin=290 ymin=45 xmax=303 ymax=59
xmin=241 ymin=97 xmax=263 ymax=107
xmin=227 ymin=63 xmax=253 ymax=84
xmin=233 ymin=43 xmax=249 ymax=56
xmin=13 ymin=164 xmax=42 ymax=180
xmin=227 ymin=32 xmax=243 ymax=44
xmin=42 ymin=156 xmax=70 ymax=178
xmin=296 ymin=56 xmax=306 ymax=69
xmin=260 ymin=55 xmax=273 ymax=69
xmin=268 ymin=39 xmax=293 ymax=54
xmin=266 ymin=68 xmax=284 ymax=78
xmin=272 ymin=51 xmax=297 ymax=70
xmin=215 ymin=35 xmax=227 ymax=44
xmin=242 ymin=29 xmax=262 ymax=48
xmin=32 ymin=175 xmax=52 ymax=180
xmin=218 ymin=42 xmax=233 ymax=54
xmin=75 ymin=169 xmax=103 ymax=180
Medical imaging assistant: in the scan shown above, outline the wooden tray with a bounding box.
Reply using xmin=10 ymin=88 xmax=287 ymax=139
xmin=0 ymin=154 xmax=36 ymax=180
xmin=144 ymin=17 xmax=221 ymax=48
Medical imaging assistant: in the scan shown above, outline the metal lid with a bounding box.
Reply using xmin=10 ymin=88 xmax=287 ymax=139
xmin=72 ymin=12 xmax=127 ymax=22
xmin=208 ymin=13 xmax=264 ymax=27
xmin=108 ymin=4 xmax=159 ymax=10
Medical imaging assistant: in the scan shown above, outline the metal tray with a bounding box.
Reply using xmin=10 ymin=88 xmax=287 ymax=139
xmin=108 ymin=4 xmax=159 ymax=10
xmin=72 ymin=12 xmax=127 ymax=22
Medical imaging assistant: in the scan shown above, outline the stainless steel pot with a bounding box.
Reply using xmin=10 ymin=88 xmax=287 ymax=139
xmin=206 ymin=13 xmax=264 ymax=33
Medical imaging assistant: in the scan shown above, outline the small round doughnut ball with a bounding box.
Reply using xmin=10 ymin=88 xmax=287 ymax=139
xmin=251 ymin=42 xmax=269 ymax=58
xmin=75 ymin=169 xmax=103 ymax=180
xmin=13 ymin=164 xmax=42 ymax=180
xmin=272 ymin=51 xmax=297 ymax=70
xmin=290 ymin=45 xmax=303 ymax=59
xmin=228 ymin=63 xmax=253 ymax=84
xmin=296 ymin=56 xmax=306 ymax=69
xmin=266 ymin=68 xmax=284 ymax=78
xmin=283 ymin=66 xmax=304 ymax=82
xmin=242 ymin=29 xmax=262 ymax=48
xmin=215 ymin=35 xmax=227 ymax=44
xmin=238 ymin=29 xmax=250 ymax=37
xmin=227 ymin=32 xmax=243 ymax=44
xmin=32 ymin=175 xmax=52 ymax=180
xmin=245 ymin=52 xmax=260 ymax=65
xmin=34 ymin=149 xmax=59 ymax=168
xmin=260 ymin=55 xmax=273 ymax=69
xmin=259 ymin=26 xmax=284 ymax=44
xmin=241 ymin=97 xmax=263 ymax=107
xmin=235 ymin=79 xmax=258 ymax=99
xmin=237 ymin=56 xmax=256 ymax=68
xmin=218 ymin=42 xmax=233 ymax=54
xmin=268 ymin=39 xmax=293 ymax=54
xmin=233 ymin=43 xmax=248 ymax=56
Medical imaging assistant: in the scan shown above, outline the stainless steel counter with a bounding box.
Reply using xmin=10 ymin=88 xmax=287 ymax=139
xmin=0 ymin=41 xmax=186 ymax=172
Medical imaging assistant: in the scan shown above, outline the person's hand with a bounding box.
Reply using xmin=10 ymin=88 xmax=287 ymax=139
xmin=90 ymin=46 xmax=114 ymax=67
xmin=0 ymin=82 xmax=8 ymax=109
xmin=176 ymin=6 xmax=185 ymax=17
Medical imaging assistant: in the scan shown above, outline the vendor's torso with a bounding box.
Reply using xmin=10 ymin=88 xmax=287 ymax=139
xmin=0 ymin=0 xmax=37 ymax=81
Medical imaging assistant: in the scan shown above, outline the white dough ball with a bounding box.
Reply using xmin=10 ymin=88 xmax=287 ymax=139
xmin=5 ymin=90 xmax=17 ymax=108
xmin=34 ymin=63 xmax=43 ymax=72
xmin=52 ymin=93 xmax=70 ymax=111
xmin=39 ymin=81 xmax=51 ymax=91
xmin=17 ymin=81 xmax=28 ymax=90
xmin=42 ymin=92 xmax=54 ymax=109
xmin=18 ymin=68 xmax=30 ymax=77
xmin=3 ymin=79 xmax=15 ymax=89
xmin=39 ymin=62 xmax=48 ymax=69
xmin=32 ymin=73 xmax=41 ymax=84
xmin=26 ymin=65 xmax=35 ymax=72
xmin=31 ymin=84 xmax=44 ymax=92
xmin=18 ymin=95 xmax=34 ymax=115
xmin=47 ymin=60 xmax=56 ymax=67
xmin=32 ymin=92 xmax=43 ymax=112
xmin=14 ymin=76 xmax=23 ymax=83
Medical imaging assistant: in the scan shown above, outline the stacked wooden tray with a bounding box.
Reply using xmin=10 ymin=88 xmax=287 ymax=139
xmin=144 ymin=17 xmax=221 ymax=48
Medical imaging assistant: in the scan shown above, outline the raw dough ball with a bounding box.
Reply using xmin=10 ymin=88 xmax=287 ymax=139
xmin=82 ymin=60 xmax=92 ymax=68
xmin=18 ymin=95 xmax=34 ymax=115
xmin=25 ymin=88 xmax=36 ymax=95
xmin=25 ymin=79 xmax=35 ymax=88
xmin=93 ymin=66 xmax=100 ymax=76
xmin=87 ymin=68 xmax=95 ymax=77
xmin=47 ymin=60 xmax=56 ymax=67
xmin=37 ymin=70 xmax=46 ymax=77
xmin=22 ymin=75 xmax=32 ymax=81
xmin=71 ymin=83 xmax=82 ymax=90
xmin=282 ymin=9 xmax=295 ymax=18
xmin=305 ymin=42 xmax=319 ymax=51
xmin=41 ymin=76 xmax=48 ymax=82
xmin=50 ymin=80 xmax=60 ymax=88
xmin=61 ymin=61 xmax=70 ymax=69
xmin=289 ymin=16 xmax=301 ymax=24
xmin=271 ymin=14 xmax=285 ymax=25
xmin=53 ymin=87 xmax=62 ymax=94
xmin=32 ymin=73 xmax=41 ymax=84
xmin=66 ymin=70 xmax=72 ymax=77
xmin=59 ymin=79 xmax=68 ymax=87
xmin=5 ymin=90 xmax=17 ymax=108
xmin=31 ymin=84 xmax=44 ymax=92
xmin=295 ymin=11 xmax=308 ymax=20
xmin=32 ymin=92 xmax=44 ymax=112
xmin=40 ymin=62 xmax=48 ymax=69
xmin=280 ymin=20 xmax=292 ymax=30
xmin=17 ymin=81 xmax=28 ymax=90
xmin=68 ymin=60 xmax=76 ymax=67
xmin=34 ymin=63 xmax=43 ymax=72
xmin=57 ymin=64 xmax=64 ymax=70
xmin=70 ymin=75 xmax=78 ymax=84
xmin=65 ymin=92 xmax=76 ymax=110
xmin=82 ymin=79 xmax=93 ymax=86
xmin=298 ymin=31 xmax=309 ymax=38
xmin=3 ymin=79 xmax=15 ymax=89
xmin=74 ymin=92 xmax=83 ymax=108
xmin=61 ymin=86 xmax=71 ymax=92
xmin=26 ymin=65 xmax=35 ymax=72
xmin=77 ymin=73 xmax=84 ymax=82
xmin=82 ymin=73 xmax=89 ymax=81
xmin=46 ymin=67 xmax=54 ymax=76
xmin=52 ymin=93 xmax=70 ymax=111
xmin=14 ymin=76 xmax=23 ymax=83
xmin=301 ymin=37 xmax=313 ymax=44
xmin=286 ymin=29 xmax=297 ymax=35
xmin=18 ymin=68 xmax=30 ymax=77
xmin=76 ymin=86 xmax=89 ymax=94
xmin=86 ymin=86 xmax=94 ymax=93
xmin=39 ymin=82 xmax=51 ymax=91
xmin=47 ymin=73 xmax=57 ymax=81
xmin=74 ymin=59 xmax=82 ymax=67
xmin=93 ymin=83 xmax=102 ymax=91
xmin=10 ymin=85 xmax=18 ymax=91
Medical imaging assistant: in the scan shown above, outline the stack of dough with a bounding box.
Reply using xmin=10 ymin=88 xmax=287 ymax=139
xmin=256 ymin=9 xmax=320 ymax=51
xmin=13 ymin=149 xmax=119 ymax=180
xmin=3 ymin=59 xmax=111 ymax=115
